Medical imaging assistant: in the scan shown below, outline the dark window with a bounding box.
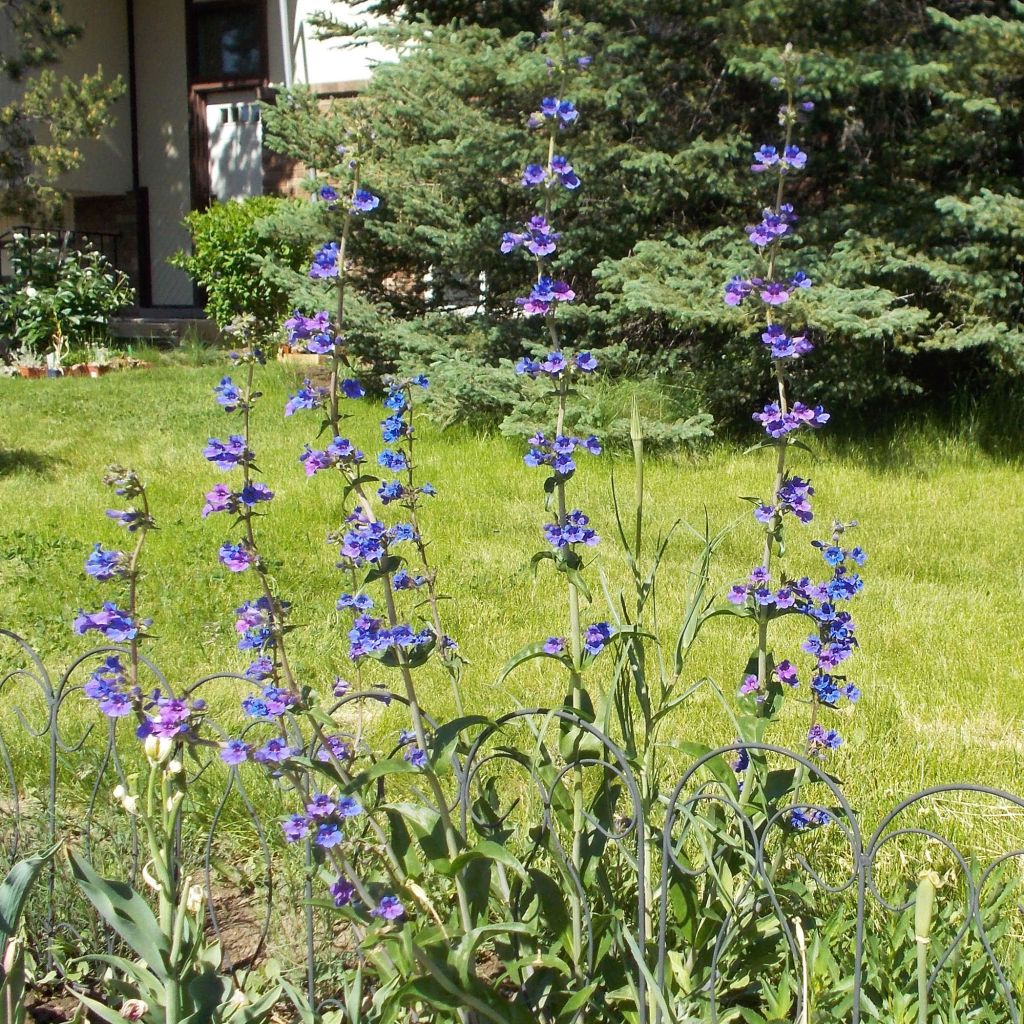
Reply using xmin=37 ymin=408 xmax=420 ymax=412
xmin=193 ymin=3 xmax=263 ymax=82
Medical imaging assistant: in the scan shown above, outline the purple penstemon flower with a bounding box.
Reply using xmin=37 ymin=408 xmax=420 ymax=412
xmin=84 ymin=543 xmax=127 ymax=581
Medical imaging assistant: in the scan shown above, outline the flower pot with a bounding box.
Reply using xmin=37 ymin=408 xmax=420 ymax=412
xmin=17 ymin=366 xmax=45 ymax=378
xmin=69 ymin=363 xmax=89 ymax=377
xmin=87 ymin=364 xmax=112 ymax=378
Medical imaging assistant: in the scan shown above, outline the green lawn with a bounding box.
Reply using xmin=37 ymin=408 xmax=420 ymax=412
xmin=1 ymin=360 xmax=1023 ymax=841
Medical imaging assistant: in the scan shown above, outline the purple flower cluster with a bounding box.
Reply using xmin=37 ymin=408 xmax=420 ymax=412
xmin=347 ymin=615 xmax=433 ymax=661
xmin=279 ymin=790 xmax=362 ymax=845
xmin=515 ymin=275 xmax=576 ymax=316
xmin=300 ymin=437 xmax=365 ymax=477
xmin=527 ymin=97 xmax=578 ymax=128
xmin=754 ymin=475 xmax=815 ymax=525
xmin=284 ymin=380 xmax=328 ymax=417
xmin=543 ymin=509 xmax=599 ymax=549
xmin=337 ymin=511 xmax=417 ymax=568
xmin=214 ymin=376 xmax=243 ymax=411
xmin=202 ymin=481 xmax=274 ymax=518
xmin=752 ymin=401 xmax=829 ymax=438
xmin=501 ymin=216 xmax=561 ymax=257
xmin=284 ymin=310 xmax=339 ymax=355
xmin=241 ymin=683 xmax=298 ymax=719
xmin=723 ymin=272 xmax=812 ymax=308
xmin=731 ymin=536 xmax=866 ymax=751
xmin=73 ymin=602 xmax=143 ymax=643
xmin=234 ymin=596 xmax=281 ymax=652
xmin=83 ymin=656 xmax=134 ymax=717
xmin=746 ymin=204 xmax=798 ymax=247
xmin=351 ymin=189 xmax=380 ymax=213
xmin=521 ymin=155 xmax=580 ymax=191
xmin=760 ymin=324 xmax=812 ymax=360
xmin=309 ymin=242 xmax=339 ymax=279
xmin=751 ymin=144 xmax=807 ymax=173
xmin=137 ymin=691 xmax=206 ymax=741
xmin=203 ymin=435 xmax=253 ymax=471
xmin=515 ymin=350 xmax=596 ymax=379
xmin=219 ymin=541 xmax=256 ymax=573
xmin=523 ymin=432 xmax=601 ymax=479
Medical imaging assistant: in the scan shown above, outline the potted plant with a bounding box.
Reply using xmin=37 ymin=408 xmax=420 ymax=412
xmin=11 ymin=345 xmax=45 ymax=378
xmin=87 ymin=345 xmax=111 ymax=377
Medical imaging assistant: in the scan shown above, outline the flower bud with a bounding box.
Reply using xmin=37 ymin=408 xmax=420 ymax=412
xmin=144 ymin=735 xmax=173 ymax=765
xmin=915 ymin=870 xmax=941 ymax=945
xmin=166 ymin=759 xmax=183 ymax=775
xmin=186 ymin=883 xmax=205 ymax=914
xmin=119 ymin=999 xmax=148 ymax=1020
xmin=112 ymin=784 xmax=127 ymax=801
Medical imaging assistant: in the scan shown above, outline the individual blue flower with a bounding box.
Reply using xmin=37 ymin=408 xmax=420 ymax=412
xmin=751 ymin=145 xmax=779 ymax=172
xmin=371 ymin=895 xmax=405 ymax=921
xmin=254 ymin=737 xmax=294 ymax=763
xmin=202 ymin=484 xmax=236 ymax=517
xmin=213 ymin=376 xmax=243 ymax=411
xmin=315 ymin=823 xmax=344 ymax=848
xmin=318 ymin=184 xmax=339 ymax=205
xmin=351 ymin=189 xmax=380 ymax=212
xmin=239 ymin=482 xmax=274 ymax=506
xmin=337 ymin=796 xmax=362 ymax=817
xmin=583 ymin=622 xmax=613 ymax=656
xmin=337 ymin=592 xmax=374 ymax=611
xmin=330 ymin=876 xmax=356 ymax=907
xmin=521 ymin=163 xmax=546 ymax=186
xmin=244 ymin=656 xmax=274 ymax=681
xmin=790 ymin=807 xmax=829 ymax=830
xmin=575 ymin=351 xmax=598 ymax=372
xmin=404 ymin=746 xmax=428 ymax=769
xmin=282 ymin=814 xmax=310 ymax=842
xmin=105 ymin=508 xmax=150 ymax=531
xmin=284 ymin=380 xmax=326 ymax=417
xmin=84 ymin=543 xmax=127 ymax=581
xmin=220 ymin=739 xmax=251 ymax=765
xmin=219 ymin=542 xmax=255 ymax=573
xmin=341 ymin=379 xmax=364 ymax=398
xmin=377 ymin=449 xmax=408 ymax=472
xmin=306 ymin=793 xmax=336 ymax=818
xmin=543 ymin=637 xmax=566 ymax=654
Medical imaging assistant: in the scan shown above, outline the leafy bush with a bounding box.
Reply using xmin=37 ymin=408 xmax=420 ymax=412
xmin=0 ymin=233 xmax=134 ymax=355
xmin=172 ymin=196 xmax=310 ymax=329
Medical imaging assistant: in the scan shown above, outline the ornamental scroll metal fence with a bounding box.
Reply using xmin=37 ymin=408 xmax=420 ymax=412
xmin=2 ymin=628 xmax=1023 ymax=1023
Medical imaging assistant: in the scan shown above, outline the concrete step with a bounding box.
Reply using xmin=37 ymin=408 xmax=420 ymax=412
xmin=109 ymin=309 xmax=221 ymax=343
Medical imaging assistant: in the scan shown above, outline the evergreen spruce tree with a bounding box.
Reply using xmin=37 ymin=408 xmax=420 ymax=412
xmin=263 ymin=1 xmax=1024 ymax=425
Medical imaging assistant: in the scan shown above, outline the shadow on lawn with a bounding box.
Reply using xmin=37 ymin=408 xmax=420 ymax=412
xmin=0 ymin=448 xmax=62 ymax=477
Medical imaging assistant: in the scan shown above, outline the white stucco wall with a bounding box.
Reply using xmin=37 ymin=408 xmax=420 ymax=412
xmin=57 ymin=0 xmax=133 ymax=197
xmin=133 ymin=0 xmax=194 ymax=305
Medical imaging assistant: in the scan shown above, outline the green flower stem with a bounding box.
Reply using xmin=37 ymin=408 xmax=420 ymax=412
xmin=328 ymin=170 xmax=359 ymax=434
xmin=240 ymin=355 xmax=297 ymax=691
xmin=124 ymin=485 xmax=150 ymax=690
xmin=401 ymin=386 xmax=464 ymax=715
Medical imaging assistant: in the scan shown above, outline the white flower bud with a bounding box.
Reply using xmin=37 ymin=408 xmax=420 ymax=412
xmin=144 ymin=735 xmax=173 ymax=765
xmin=167 ymin=759 xmax=183 ymax=775
xmin=186 ymin=883 xmax=205 ymax=914
xmin=112 ymin=784 xmax=127 ymax=801
xmin=119 ymin=999 xmax=148 ymax=1020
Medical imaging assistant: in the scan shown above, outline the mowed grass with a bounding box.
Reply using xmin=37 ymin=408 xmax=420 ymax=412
xmin=1 ymin=360 xmax=1023 ymax=845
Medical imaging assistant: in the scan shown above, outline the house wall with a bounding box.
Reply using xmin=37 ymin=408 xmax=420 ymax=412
xmin=132 ymin=0 xmax=194 ymax=305
xmin=58 ymin=0 xmax=134 ymax=198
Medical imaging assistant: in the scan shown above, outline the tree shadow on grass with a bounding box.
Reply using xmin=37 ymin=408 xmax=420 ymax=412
xmin=0 ymin=448 xmax=62 ymax=477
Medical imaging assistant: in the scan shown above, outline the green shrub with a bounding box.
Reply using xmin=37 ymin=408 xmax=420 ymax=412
xmin=172 ymin=196 xmax=309 ymax=329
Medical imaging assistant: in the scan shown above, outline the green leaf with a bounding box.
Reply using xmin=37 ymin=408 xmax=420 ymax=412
xmin=0 ymin=843 xmax=58 ymax=950
xmin=496 ymin=640 xmax=573 ymax=687
xmin=65 ymin=848 xmax=169 ymax=974
xmin=446 ymin=840 xmax=530 ymax=882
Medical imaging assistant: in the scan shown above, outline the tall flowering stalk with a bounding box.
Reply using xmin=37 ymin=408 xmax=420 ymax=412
xmin=284 ymin=159 xmax=481 ymax=994
xmin=723 ymin=49 xmax=865 ymax=781
xmin=501 ymin=34 xmax=617 ymax=981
